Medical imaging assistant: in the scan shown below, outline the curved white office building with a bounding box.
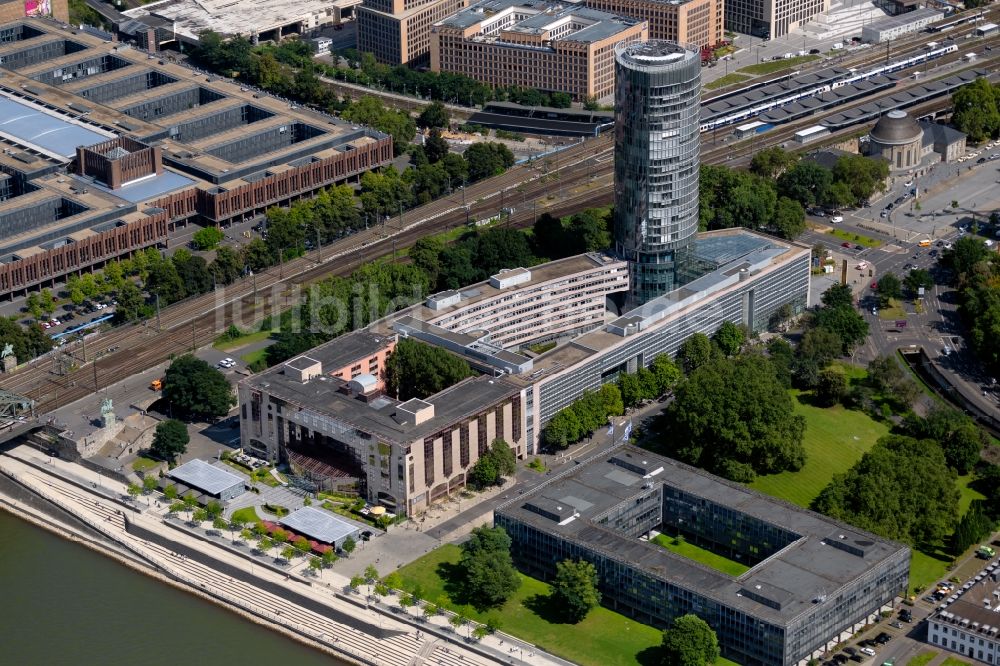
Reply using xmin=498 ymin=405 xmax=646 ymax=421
xmin=613 ymin=40 xmax=702 ymax=305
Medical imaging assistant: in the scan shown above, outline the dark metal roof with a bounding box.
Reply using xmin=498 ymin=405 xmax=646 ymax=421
xmin=870 ymin=110 xmax=922 ymax=145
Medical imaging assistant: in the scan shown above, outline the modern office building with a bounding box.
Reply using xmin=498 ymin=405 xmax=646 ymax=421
xmin=357 ymin=0 xmax=468 ymax=65
xmin=585 ymin=0 xmax=724 ymax=48
xmin=725 ymin=0 xmax=827 ymax=38
xmin=0 ymin=17 xmax=392 ymax=298
xmin=495 ymin=446 xmax=911 ymax=666
xmin=926 ymin=559 xmax=1000 ymax=664
xmin=613 ymin=40 xmax=702 ymax=305
xmin=429 ymin=0 xmax=648 ymax=101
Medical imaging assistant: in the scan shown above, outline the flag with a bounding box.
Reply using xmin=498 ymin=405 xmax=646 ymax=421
xmin=607 ymin=422 xmax=614 ymax=436
xmin=622 ymin=421 xmax=633 ymax=441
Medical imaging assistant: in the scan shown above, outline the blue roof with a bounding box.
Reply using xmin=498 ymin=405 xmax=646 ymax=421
xmin=0 ymin=94 xmax=111 ymax=159
xmin=83 ymin=169 xmax=196 ymax=204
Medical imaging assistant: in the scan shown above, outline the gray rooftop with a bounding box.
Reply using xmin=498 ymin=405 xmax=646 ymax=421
xmin=865 ymin=7 xmax=941 ymax=31
xmin=169 ymin=458 xmax=244 ymax=495
xmin=436 ymin=0 xmax=642 ymax=44
xmin=79 ymin=169 xmax=196 ymax=204
xmin=0 ymin=92 xmax=113 ymax=160
xmin=244 ymin=363 xmax=520 ymax=444
xmin=279 ymin=506 xmax=360 ymax=544
xmin=497 ymin=446 xmax=909 ymax=625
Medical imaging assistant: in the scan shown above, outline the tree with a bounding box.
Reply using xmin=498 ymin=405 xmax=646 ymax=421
xmin=812 ymin=306 xmax=869 ymax=353
xmin=777 ymin=161 xmax=832 ymax=208
xmin=150 ymin=419 xmax=189 ymax=462
xmin=866 ymin=355 xmax=919 ymax=412
xmin=815 ymin=366 xmax=849 ymax=406
xmin=942 ymin=236 xmax=990 ymax=278
xmin=113 ymin=281 xmax=147 ymax=324
xmin=676 ymin=333 xmax=713 ymax=375
xmin=417 ymin=101 xmax=450 ymax=129
xmin=821 ymin=283 xmax=854 ymax=310
xmin=649 ymin=354 xmax=682 ymax=395
xmin=174 ymin=254 xmax=213 ymax=295
xmin=772 ymin=196 xmax=806 ymax=239
xmin=532 ymin=212 xmax=565 ymax=259
xmin=795 ymin=327 xmax=843 ymax=388
xmin=712 ymin=321 xmax=745 ymax=357
xmin=460 ymin=526 xmax=520 ymax=610
xmin=660 ymin=614 xmax=721 ymax=666
xmin=664 ymin=353 xmax=806 ymax=481
xmin=950 ymin=501 xmax=995 ymax=555
xmin=142 ymin=475 xmax=158 ymax=494
xmin=951 ymin=77 xmax=1000 ymax=143
xmin=908 ymin=406 xmax=986 ymax=475
xmin=904 ymin=269 xmax=934 ymax=296
xmin=342 ymin=536 xmax=356 ymax=555
xmin=192 ymin=226 xmax=224 ymax=250
xmin=550 ymin=559 xmax=601 ymax=623
xmin=831 ymin=154 xmax=889 ymax=205
xmin=210 ymin=246 xmax=244 ymax=286
xmin=349 ymin=575 xmax=365 ymax=592
xmin=126 ymin=483 xmax=141 ymax=499
xmin=424 ymin=128 xmax=450 ymax=164
xmin=567 ymin=209 xmax=612 ymax=253
xmin=542 ymin=408 xmax=582 ymax=449
xmin=813 ymin=435 xmax=959 ymax=545
xmin=750 ymin=145 xmax=797 ymax=179
xmin=162 ymin=354 xmax=236 ymax=420
xmin=145 ymin=259 xmax=186 ymax=305
xmin=384 ymin=338 xmax=474 ymax=400
xmin=877 ymin=272 xmax=902 ymax=306
xmin=469 ymin=438 xmax=517 ymax=488
xmin=464 ymin=142 xmax=515 ymax=182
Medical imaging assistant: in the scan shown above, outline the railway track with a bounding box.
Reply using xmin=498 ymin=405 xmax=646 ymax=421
xmin=5 ymin=40 xmax=996 ymax=412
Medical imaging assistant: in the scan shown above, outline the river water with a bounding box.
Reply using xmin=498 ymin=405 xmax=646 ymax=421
xmin=0 ymin=511 xmax=347 ymax=666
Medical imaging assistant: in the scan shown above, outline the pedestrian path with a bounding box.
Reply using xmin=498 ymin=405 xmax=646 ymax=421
xmin=0 ymin=445 xmax=567 ymax=666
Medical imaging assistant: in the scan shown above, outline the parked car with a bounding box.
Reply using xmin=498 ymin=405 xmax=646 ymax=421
xmin=875 ymin=632 xmax=892 ymax=644
xmin=860 ymin=647 xmax=876 ymax=657
xmin=831 ymin=215 xmax=844 ymax=223
xmin=842 ymin=242 xmax=852 ymax=248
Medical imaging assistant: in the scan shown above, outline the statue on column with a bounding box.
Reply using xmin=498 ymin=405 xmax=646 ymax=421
xmin=0 ymin=343 xmax=15 ymax=373
xmin=100 ymin=397 xmax=116 ymax=428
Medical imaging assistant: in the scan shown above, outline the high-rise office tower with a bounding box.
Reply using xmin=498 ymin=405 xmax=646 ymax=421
xmin=613 ymin=40 xmax=701 ymax=305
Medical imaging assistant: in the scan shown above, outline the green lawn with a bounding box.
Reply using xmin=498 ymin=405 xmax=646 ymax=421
xmin=828 ymin=228 xmax=883 ymax=248
xmin=241 ymin=348 xmax=268 ymax=366
xmin=941 ymin=658 xmax=972 ymax=666
xmin=131 ymin=456 xmax=160 ymax=473
xmin=750 ymin=391 xmax=890 ymax=507
xmin=905 ymin=651 xmax=937 ymax=666
xmin=230 ymin=506 xmax=261 ymax=526
xmin=396 ymin=545 xmax=738 ymax=666
xmin=957 ymin=474 xmax=986 ymax=515
xmin=878 ymin=298 xmax=908 ymax=321
xmin=213 ymin=329 xmax=272 ymax=351
xmin=739 ymin=55 xmax=819 ymax=75
xmin=650 ymin=534 xmax=750 ymax=577
xmin=705 ymin=73 xmax=751 ymax=90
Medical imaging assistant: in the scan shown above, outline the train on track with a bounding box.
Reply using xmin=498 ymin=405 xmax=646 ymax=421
xmin=699 ymin=43 xmax=960 ymax=133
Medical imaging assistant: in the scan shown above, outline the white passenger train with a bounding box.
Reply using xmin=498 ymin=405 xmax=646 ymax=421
xmin=699 ymin=43 xmax=959 ymax=132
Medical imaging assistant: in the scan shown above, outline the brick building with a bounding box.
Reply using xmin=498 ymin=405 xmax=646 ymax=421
xmin=585 ymin=0 xmax=723 ymax=48
xmin=357 ymin=0 xmax=469 ymax=65
xmin=429 ymin=0 xmax=648 ymax=101
xmin=0 ymin=18 xmax=392 ymax=298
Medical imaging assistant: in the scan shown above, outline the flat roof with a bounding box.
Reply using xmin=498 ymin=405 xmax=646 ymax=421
xmin=865 ymin=7 xmax=941 ymax=31
xmin=279 ymin=506 xmax=360 ymax=544
xmin=123 ymin=0 xmax=361 ymax=41
xmin=80 ymin=169 xmax=196 ymax=204
xmin=243 ymin=365 xmax=521 ymax=445
xmin=497 ymin=446 xmax=909 ymax=625
xmin=0 ymin=93 xmax=113 ymax=160
xmin=436 ymin=0 xmax=642 ymax=44
xmin=168 ymin=458 xmax=244 ymax=495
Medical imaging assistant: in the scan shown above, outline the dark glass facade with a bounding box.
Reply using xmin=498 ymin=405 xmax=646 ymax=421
xmin=613 ymin=40 xmax=702 ymax=305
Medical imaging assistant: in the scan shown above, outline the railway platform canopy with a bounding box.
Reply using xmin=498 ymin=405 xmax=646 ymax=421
xmin=820 ymin=68 xmax=985 ymax=130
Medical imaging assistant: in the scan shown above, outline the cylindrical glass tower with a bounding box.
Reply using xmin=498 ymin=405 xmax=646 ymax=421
xmin=613 ymin=40 xmax=701 ymax=306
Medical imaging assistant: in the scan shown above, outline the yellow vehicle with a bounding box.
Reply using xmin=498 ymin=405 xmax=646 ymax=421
xmin=150 ymin=378 xmax=163 ymax=391
xmin=918 ymin=239 xmax=932 ymax=247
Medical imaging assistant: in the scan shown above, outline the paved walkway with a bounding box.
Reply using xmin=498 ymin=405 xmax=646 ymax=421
xmin=0 ymin=445 xmax=566 ymax=666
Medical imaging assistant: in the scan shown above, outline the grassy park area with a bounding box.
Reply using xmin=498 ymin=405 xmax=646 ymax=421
xmin=750 ymin=391 xmax=889 ymax=507
xmin=213 ymin=329 xmax=272 ymax=351
xmin=905 ymin=652 xmax=937 ymax=666
xmin=651 ymin=534 xmax=750 ymax=576
xmin=705 ymin=73 xmax=751 ymax=90
xmin=828 ymin=228 xmax=883 ymax=248
xmin=739 ymin=55 xmax=819 ymax=75
xmin=230 ymin=506 xmax=261 ymax=526
xmin=396 ymin=544 xmax=738 ymax=666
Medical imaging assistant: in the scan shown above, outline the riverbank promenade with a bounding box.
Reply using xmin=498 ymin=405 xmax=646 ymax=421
xmin=0 ymin=445 xmax=572 ymax=666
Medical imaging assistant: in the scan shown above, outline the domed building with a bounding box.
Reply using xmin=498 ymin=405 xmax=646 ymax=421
xmin=867 ymin=110 xmax=924 ymax=172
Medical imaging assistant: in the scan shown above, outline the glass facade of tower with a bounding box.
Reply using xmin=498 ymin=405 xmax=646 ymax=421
xmin=613 ymin=40 xmax=702 ymax=305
